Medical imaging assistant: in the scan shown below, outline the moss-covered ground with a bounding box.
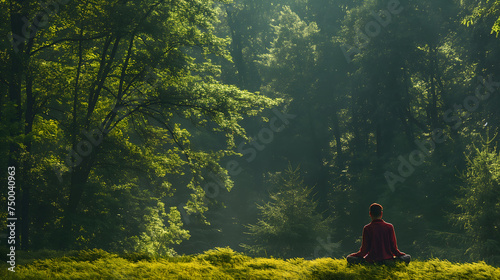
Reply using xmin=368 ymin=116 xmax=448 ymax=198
xmin=1 ymin=247 xmax=499 ymax=279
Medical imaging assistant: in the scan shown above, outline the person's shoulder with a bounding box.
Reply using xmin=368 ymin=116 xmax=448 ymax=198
xmin=380 ymin=219 xmax=395 ymax=227
xmin=365 ymin=220 xmax=380 ymax=228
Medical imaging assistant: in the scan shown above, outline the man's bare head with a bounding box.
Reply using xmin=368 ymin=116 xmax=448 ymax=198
xmin=369 ymin=203 xmax=383 ymax=219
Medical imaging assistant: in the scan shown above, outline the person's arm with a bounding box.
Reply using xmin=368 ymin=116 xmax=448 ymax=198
xmin=390 ymin=225 xmax=405 ymax=256
xmin=349 ymin=226 xmax=370 ymax=258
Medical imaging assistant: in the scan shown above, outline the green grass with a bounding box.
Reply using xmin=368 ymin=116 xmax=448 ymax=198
xmin=1 ymin=247 xmax=499 ymax=279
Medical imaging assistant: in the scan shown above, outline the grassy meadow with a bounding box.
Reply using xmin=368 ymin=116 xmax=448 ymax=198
xmin=1 ymin=247 xmax=499 ymax=279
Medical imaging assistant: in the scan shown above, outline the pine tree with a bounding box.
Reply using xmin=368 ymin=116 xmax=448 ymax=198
xmin=241 ymin=165 xmax=333 ymax=258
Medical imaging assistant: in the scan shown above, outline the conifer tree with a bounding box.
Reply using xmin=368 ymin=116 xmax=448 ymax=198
xmin=241 ymin=165 xmax=332 ymax=258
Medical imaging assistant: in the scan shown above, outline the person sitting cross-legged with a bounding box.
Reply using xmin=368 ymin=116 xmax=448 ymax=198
xmin=346 ymin=203 xmax=411 ymax=265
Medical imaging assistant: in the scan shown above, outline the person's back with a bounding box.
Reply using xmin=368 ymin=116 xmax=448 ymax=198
xmin=346 ymin=203 xmax=411 ymax=265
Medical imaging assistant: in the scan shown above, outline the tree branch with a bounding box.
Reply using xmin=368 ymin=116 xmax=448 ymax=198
xmin=30 ymin=34 xmax=107 ymax=56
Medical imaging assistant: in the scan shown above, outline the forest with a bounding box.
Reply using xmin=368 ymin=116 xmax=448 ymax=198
xmin=1 ymin=0 xmax=500 ymax=277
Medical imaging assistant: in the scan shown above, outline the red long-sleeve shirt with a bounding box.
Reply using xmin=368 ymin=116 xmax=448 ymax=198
xmin=349 ymin=219 xmax=405 ymax=262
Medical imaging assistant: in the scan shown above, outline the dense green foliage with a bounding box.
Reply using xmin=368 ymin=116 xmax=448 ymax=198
xmin=452 ymin=132 xmax=500 ymax=263
xmin=1 ymin=0 xmax=500 ymax=271
xmin=0 ymin=0 xmax=278 ymax=253
xmin=208 ymin=0 xmax=500 ymax=265
xmin=1 ymin=248 xmax=500 ymax=279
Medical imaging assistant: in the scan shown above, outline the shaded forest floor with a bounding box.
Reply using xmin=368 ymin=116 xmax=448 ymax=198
xmin=1 ymin=247 xmax=499 ymax=279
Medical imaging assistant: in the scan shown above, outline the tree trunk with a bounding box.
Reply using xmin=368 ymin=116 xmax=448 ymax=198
xmin=429 ymin=45 xmax=439 ymax=127
xmin=58 ymin=32 xmax=119 ymax=249
xmin=8 ymin=0 xmax=27 ymax=249
xmin=226 ymin=8 xmax=248 ymax=89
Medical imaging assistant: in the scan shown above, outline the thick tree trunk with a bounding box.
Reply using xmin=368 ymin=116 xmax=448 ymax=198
xmin=8 ymin=0 xmax=27 ymax=249
xmin=20 ymin=63 xmax=35 ymax=250
xmin=58 ymin=154 xmax=96 ymax=249
xmin=59 ymin=32 xmax=119 ymax=249
xmin=19 ymin=11 xmax=39 ymax=249
xmin=8 ymin=3 xmax=24 ymax=121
